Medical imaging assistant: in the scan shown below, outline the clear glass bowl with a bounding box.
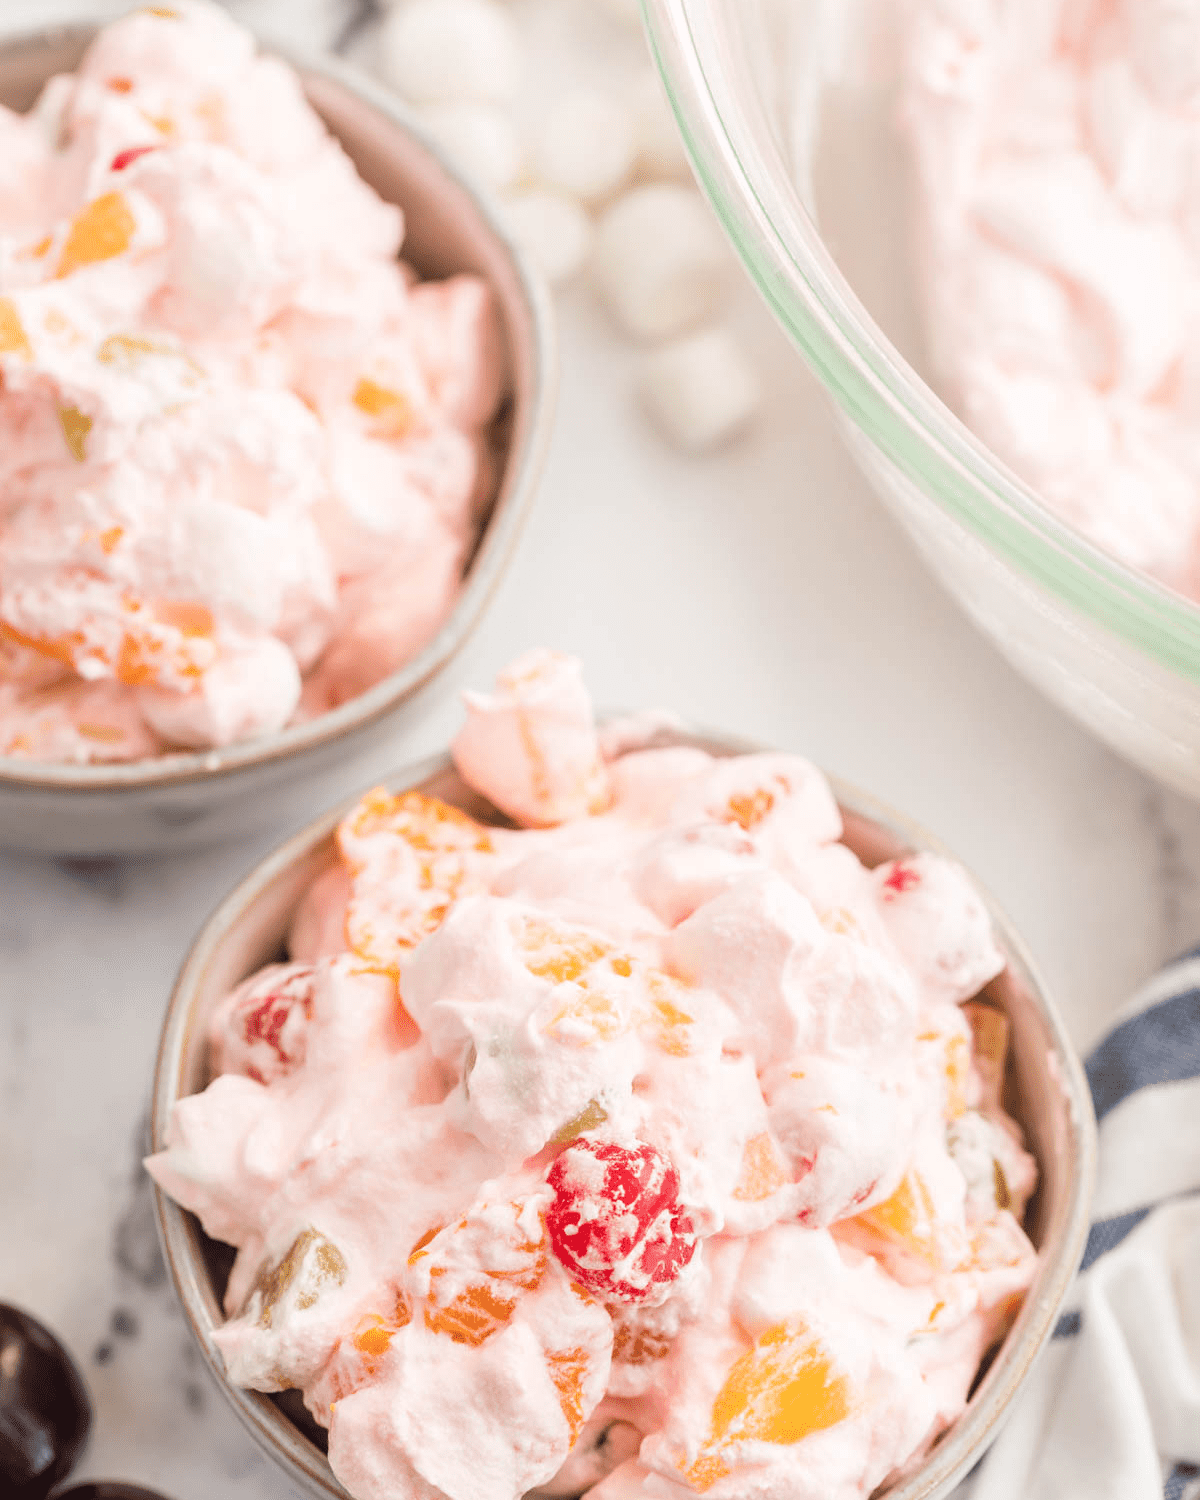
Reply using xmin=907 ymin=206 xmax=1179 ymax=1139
xmin=644 ymin=0 xmax=1200 ymax=800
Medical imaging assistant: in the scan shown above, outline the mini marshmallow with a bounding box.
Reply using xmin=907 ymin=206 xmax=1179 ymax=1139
xmin=380 ymin=0 xmax=521 ymax=105
xmin=503 ymin=188 xmax=594 ymax=286
xmin=533 ymin=89 xmax=636 ymax=203
xmin=632 ymin=71 xmax=692 ymax=182
xmin=593 ymin=184 xmax=730 ymax=341
xmin=418 ymin=102 xmax=523 ymax=190
xmin=636 ymin=327 xmax=761 ymax=451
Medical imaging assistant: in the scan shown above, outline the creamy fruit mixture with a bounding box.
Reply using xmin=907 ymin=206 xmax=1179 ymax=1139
xmin=148 ymin=650 xmax=1038 ymax=1500
xmin=0 ymin=1 xmax=502 ymax=762
xmin=900 ymin=0 xmax=1200 ymax=599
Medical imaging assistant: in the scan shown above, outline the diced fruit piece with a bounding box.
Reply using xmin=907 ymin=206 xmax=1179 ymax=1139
xmin=732 ymin=1133 xmax=790 ymax=1202
xmin=547 ymin=1139 xmax=697 ymax=1302
xmin=212 ymin=962 xmax=316 ymax=1085
xmin=110 ymin=146 xmax=158 ymax=172
xmin=547 ymin=1346 xmax=591 ymax=1442
xmin=850 ymin=1172 xmax=941 ymax=1268
xmin=243 ymin=1229 xmax=347 ymax=1329
xmin=58 ymin=407 xmax=92 ymax=462
xmin=0 ymin=299 xmax=31 ymax=359
xmin=352 ymin=378 xmax=412 ymax=439
xmin=56 ymin=193 xmax=136 ymax=278
xmin=683 ymin=1320 xmax=850 ymax=1491
xmin=0 ymin=1303 xmax=92 ymax=1500
xmin=410 ymin=1200 xmax=547 ymax=1346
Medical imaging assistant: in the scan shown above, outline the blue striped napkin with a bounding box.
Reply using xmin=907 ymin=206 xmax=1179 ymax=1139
xmin=968 ymin=950 xmax=1200 ymax=1500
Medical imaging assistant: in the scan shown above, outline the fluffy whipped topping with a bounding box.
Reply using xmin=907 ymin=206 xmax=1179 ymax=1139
xmin=900 ymin=0 xmax=1200 ymax=598
xmin=147 ymin=650 xmax=1038 ymax=1500
xmin=0 ymin=2 xmax=503 ymax=762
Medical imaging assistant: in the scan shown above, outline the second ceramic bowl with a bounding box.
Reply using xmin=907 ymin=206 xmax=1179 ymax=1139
xmin=0 ymin=23 xmax=554 ymax=856
xmin=151 ymin=728 xmax=1096 ymax=1500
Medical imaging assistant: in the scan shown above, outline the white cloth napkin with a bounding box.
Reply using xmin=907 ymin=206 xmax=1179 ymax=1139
xmin=970 ymin=951 xmax=1200 ymax=1500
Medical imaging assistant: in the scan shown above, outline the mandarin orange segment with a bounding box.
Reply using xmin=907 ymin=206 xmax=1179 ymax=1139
xmin=726 ymin=788 xmax=775 ymax=831
xmin=412 ymin=1202 xmax=547 ymax=1348
xmin=339 ymin=790 xmax=495 ymax=977
xmin=0 ymin=299 xmax=31 ymax=359
xmin=852 ymin=1171 xmax=940 ymax=1267
xmin=353 ymin=377 xmax=412 ymax=439
xmin=56 ymin=192 xmax=136 ymax=278
xmin=683 ymin=1321 xmax=850 ymax=1491
xmin=547 ymin=1346 xmax=590 ymax=1442
xmin=517 ymin=916 xmax=612 ymax=982
xmin=732 ymin=1133 xmax=791 ymax=1203
xmin=642 ymin=974 xmax=696 ymax=1057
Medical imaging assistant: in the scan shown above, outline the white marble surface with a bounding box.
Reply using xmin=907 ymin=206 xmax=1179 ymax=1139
xmin=5 ymin=2 xmax=1200 ymax=1497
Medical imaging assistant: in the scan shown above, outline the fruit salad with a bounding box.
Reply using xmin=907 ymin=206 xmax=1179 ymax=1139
xmin=147 ymin=650 xmax=1039 ymax=1500
xmin=0 ymin=2 xmax=502 ymax=762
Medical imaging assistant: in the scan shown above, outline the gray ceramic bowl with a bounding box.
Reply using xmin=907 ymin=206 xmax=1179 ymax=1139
xmin=0 ymin=23 xmax=554 ymax=856
xmin=151 ymin=728 xmax=1097 ymax=1500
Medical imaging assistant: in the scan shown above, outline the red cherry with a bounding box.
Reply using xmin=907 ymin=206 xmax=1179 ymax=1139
xmin=110 ymin=146 xmax=158 ymax=172
xmin=546 ymin=1140 xmax=697 ymax=1303
xmin=882 ymin=860 xmax=922 ymax=897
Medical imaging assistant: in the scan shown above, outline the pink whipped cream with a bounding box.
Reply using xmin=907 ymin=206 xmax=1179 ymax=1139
xmin=0 ymin=1 xmax=503 ymax=762
xmin=148 ymin=648 xmax=1038 ymax=1500
xmin=900 ymin=0 xmax=1200 ymax=598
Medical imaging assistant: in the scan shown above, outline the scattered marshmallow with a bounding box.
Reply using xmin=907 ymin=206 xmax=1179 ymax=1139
xmin=533 ymin=89 xmax=636 ymax=203
xmin=593 ymin=184 xmax=730 ymax=340
xmin=417 ymin=101 xmax=523 ymax=190
xmin=632 ymin=70 xmax=692 ymax=181
xmin=636 ymin=327 xmax=761 ymax=451
xmin=503 ymin=188 xmax=594 ymax=286
xmin=380 ymin=0 xmax=521 ymax=105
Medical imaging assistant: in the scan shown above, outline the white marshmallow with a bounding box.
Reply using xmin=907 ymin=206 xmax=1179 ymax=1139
xmin=593 ymin=184 xmax=730 ymax=340
xmin=632 ymin=71 xmax=692 ymax=181
xmin=533 ymin=89 xmax=635 ymax=203
xmin=417 ymin=102 xmax=523 ymax=190
xmin=636 ymin=327 xmax=760 ymax=451
xmin=379 ymin=0 xmax=521 ymax=105
xmin=502 ymin=188 xmax=594 ymax=286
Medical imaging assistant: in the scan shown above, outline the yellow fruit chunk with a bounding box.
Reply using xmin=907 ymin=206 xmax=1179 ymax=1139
xmin=58 ymin=406 xmax=93 ymax=462
xmin=852 ymin=1171 xmax=940 ymax=1268
xmin=732 ymin=1133 xmax=790 ymax=1203
xmin=353 ymin=377 xmax=412 ymax=439
xmin=684 ymin=1321 xmax=850 ymax=1491
xmin=0 ymin=299 xmax=31 ymax=359
xmin=56 ymin=192 xmax=136 ymax=278
xmin=944 ymin=1032 xmax=969 ymax=1121
xmin=551 ymin=1098 xmax=609 ymax=1143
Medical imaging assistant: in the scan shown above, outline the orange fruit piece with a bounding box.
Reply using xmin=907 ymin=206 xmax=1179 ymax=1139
xmin=0 ymin=299 xmax=31 ymax=359
xmin=411 ymin=1200 xmax=547 ymax=1348
xmin=684 ymin=1320 xmax=850 ymax=1491
xmin=353 ymin=377 xmax=412 ymax=440
xmin=57 ymin=192 xmax=136 ymax=278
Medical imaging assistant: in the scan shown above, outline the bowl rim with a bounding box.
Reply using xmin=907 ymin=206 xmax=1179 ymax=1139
xmin=0 ymin=20 xmax=556 ymax=793
xmin=641 ymin=0 xmax=1200 ymax=683
xmin=150 ymin=728 xmax=1097 ymax=1500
